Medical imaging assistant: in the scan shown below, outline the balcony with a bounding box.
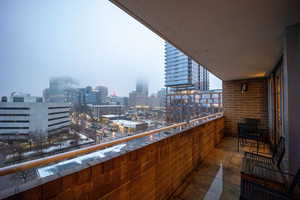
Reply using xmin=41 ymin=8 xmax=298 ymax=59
xmin=1 ymin=1 xmax=300 ymax=200
xmin=0 ymin=114 xmax=225 ymax=199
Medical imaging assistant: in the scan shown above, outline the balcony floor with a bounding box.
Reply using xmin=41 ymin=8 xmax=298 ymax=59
xmin=170 ymin=137 xmax=270 ymax=200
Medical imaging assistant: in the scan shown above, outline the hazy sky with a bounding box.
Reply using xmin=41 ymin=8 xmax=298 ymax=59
xmin=0 ymin=0 xmax=221 ymax=97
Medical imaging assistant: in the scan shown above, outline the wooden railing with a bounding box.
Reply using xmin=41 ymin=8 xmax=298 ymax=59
xmin=0 ymin=113 xmax=223 ymax=177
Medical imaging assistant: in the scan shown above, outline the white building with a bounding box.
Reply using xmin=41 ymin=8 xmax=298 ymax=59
xmin=0 ymin=102 xmax=71 ymax=139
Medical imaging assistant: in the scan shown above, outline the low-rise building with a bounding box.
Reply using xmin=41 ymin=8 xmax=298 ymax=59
xmin=112 ymin=120 xmax=148 ymax=133
xmin=89 ymin=105 xmax=124 ymax=119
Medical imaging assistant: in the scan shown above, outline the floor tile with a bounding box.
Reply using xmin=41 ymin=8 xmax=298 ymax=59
xmin=170 ymin=137 xmax=269 ymax=200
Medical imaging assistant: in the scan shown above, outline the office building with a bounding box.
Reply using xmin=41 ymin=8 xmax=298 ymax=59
xmin=136 ymin=79 xmax=148 ymax=96
xmin=129 ymin=91 xmax=137 ymax=107
xmin=0 ymin=102 xmax=71 ymax=139
xmin=157 ymin=88 xmax=166 ymax=107
xmin=44 ymin=77 xmax=78 ymax=103
xmin=95 ymin=86 xmax=108 ymax=104
xmin=9 ymin=92 xmax=43 ymax=103
xmin=78 ymin=86 xmax=109 ymax=106
xmin=129 ymin=79 xmax=149 ymax=107
xmin=88 ymin=105 xmax=124 ymax=119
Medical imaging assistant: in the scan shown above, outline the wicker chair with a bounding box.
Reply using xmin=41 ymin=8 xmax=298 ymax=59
xmin=240 ymin=168 xmax=300 ymax=200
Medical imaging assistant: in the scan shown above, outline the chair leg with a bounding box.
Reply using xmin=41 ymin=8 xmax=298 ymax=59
xmin=238 ymin=136 xmax=240 ymax=152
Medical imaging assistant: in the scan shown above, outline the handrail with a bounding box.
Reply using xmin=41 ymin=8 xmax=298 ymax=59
xmin=0 ymin=113 xmax=223 ymax=176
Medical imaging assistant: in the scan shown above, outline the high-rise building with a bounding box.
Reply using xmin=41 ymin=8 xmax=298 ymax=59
xmin=44 ymin=77 xmax=78 ymax=103
xmin=128 ymin=79 xmax=149 ymax=107
xmin=95 ymin=86 xmax=108 ymax=104
xmin=78 ymin=86 xmax=97 ymax=105
xmin=78 ymin=86 xmax=109 ymax=106
xmin=136 ymin=79 xmax=148 ymax=96
xmin=129 ymin=91 xmax=137 ymax=107
xmin=164 ymin=42 xmax=209 ymax=90
xmin=164 ymin=42 xmax=210 ymax=122
xmin=130 ymin=79 xmax=149 ymax=106
xmin=157 ymin=88 xmax=166 ymax=107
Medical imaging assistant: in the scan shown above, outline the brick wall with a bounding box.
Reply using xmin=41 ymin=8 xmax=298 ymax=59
xmin=223 ymin=78 xmax=268 ymax=136
xmin=5 ymin=117 xmax=224 ymax=200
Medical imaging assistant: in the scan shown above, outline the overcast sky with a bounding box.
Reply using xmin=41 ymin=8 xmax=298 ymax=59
xmin=0 ymin=0 xmax=221 ymax=97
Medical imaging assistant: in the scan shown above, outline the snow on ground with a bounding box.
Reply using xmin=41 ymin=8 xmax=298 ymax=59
xmin=5 ymin=134 xmax=94 ymax=160
xmin=78 ymin=133 xmax=88 ymax=140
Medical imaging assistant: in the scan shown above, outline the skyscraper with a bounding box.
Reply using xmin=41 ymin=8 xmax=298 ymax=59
xmin=95 ymin=86 xmax=108 ymax=104
xmin=44 ymin=77 xmax=78 ymax=103
xmin=136 ymin=79 xmax=148 ymax=96
xmin=164 ymin=42 xmax=209 ymax=90
xmin=129 ymin=79 xmax=149 ymax=107
xmin=164 ymin=42 xmax=209 ymax=122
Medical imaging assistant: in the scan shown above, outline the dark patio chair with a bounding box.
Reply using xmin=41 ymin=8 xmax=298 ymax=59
xmin=243 ymin=136 xmax=285 ymax=169
xmin=237 ymin=118 xmax=261 ymax=152
xmin=240 ymin=168 xmax=300 ymax=200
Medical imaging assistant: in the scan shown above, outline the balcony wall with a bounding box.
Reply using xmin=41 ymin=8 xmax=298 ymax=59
xmin=223 ymin=78 xmax=269 ymax=136
xmin=2 ymin=117 xmax=224 ymax=200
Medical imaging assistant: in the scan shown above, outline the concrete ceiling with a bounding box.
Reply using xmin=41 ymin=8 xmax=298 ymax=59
xmin=110 ymin=0 xmax=300 ymax=80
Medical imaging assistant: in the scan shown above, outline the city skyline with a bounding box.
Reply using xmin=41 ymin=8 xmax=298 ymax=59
xmin=0 ymin=0 xmax=221 ymax=98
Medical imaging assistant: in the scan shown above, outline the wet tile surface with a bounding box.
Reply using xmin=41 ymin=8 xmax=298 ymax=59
xmin=170 ymin=137 xmax=270 ymax=200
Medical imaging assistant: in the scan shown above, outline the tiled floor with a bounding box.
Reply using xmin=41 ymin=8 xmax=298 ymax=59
xmin=170 ymin=137 xmax=270 ymax=200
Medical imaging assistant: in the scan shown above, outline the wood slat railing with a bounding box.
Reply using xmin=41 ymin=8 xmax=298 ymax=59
xmin=0 ymin=113 xmax=223 ymax=176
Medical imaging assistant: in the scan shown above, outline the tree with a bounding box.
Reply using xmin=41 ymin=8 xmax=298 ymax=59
xmin=11 ymin=142 xmax=24 ymax=162
xmin=30 ymin=131 xmax=47 ymax=154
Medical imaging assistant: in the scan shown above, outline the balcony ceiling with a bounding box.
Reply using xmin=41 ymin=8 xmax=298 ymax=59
xmin=110 ymin=0 xmax=300 ymax=80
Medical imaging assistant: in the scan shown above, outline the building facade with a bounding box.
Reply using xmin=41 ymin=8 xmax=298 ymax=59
xmin=88 ymin=105 xmax=124 ymax=119
xmin=78 ymin=86 xmax=109 ymax=106
xmin=43 ymin=77 xmax=78 ymax=103
xmin=164 ymin=42 xmax=209 ymax=90
xmin=129 ymin=79 xmax=149 ymax=107
xmin=95 ymin=86 xmax=108 ymax=104
xmin=164 ymin=42 xmax=210 ymax=122
xmin=0 ymin=102 xmax=71 ymax=139
xmin=112 ymin=120 xmax=148 ymax=133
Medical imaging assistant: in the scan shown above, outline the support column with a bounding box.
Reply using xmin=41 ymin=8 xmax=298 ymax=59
xmin=283 ymin=22 xmax=300 ymax=173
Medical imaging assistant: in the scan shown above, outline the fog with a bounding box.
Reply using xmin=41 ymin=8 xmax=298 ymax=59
xmin=0 ymin=0 xmax=221 ymax=97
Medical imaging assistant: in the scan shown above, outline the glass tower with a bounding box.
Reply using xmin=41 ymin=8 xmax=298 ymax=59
xmin=164 ymin=42 xmax=209 ymax=90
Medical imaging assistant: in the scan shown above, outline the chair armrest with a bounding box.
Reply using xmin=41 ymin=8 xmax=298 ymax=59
xmin=245 ymin=151 xmax=272 ymax=160
xmin=255 ymin=164 xmax=296 ymax=177
xmin=250 ymin=150 xmax=273 ymax=158
xmin=243 ymin=179 xmax=290 ymax=200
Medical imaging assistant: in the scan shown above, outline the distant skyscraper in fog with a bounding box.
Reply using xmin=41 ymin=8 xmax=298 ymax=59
xmin=136 ymin=79 xmax=148 ymax=96
xmin=43 ymin=77 xmax=78 ymax=103
xmin=128 ymin=79 xmax=149 ymax=106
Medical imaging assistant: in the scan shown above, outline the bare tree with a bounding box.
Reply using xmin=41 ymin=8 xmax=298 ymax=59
xmin=30 ymin=131 xmax=47 ymax=154
xmin=11 ymin=142 xmax=25 ymax=162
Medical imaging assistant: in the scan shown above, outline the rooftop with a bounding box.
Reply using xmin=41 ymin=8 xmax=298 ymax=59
xmin=112 ymin=120 xmax=147 ymax=128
